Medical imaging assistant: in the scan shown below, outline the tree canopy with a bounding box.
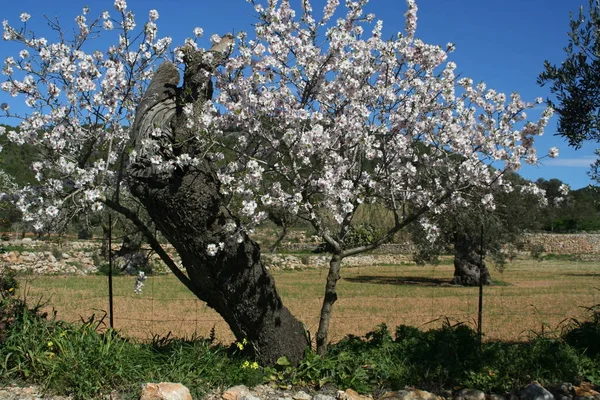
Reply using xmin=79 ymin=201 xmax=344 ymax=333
xmin=538 ymin=0 xmax=600 ymax=180
xmin=1 ymin=0 xmax=556 ymax=360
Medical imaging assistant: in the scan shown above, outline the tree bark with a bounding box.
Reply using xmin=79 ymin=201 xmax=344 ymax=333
xmin=128 ymin=166 xmax=308 ymax=364
xmin=100 ymin=222 xmax=110 ymax=261
xmin=315 ymin=253 xmax=343 ymax=355
xmin=452 ymin=235 xmax=491 ymax=286
xmin=124 ymin=44 xmax=308 ymax=365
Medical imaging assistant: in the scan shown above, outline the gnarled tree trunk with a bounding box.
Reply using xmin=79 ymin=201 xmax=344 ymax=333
xmin=452 ymin=234 xmax=491 ymax=286
xmin=124 ymin=41 xmax=308 ymax=365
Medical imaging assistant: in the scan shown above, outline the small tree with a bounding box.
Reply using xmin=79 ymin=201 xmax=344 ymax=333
xmin=1 ymin=0 xmax=554 ymax=360
xmin=411 ymin=172 xmax=546 ymax=285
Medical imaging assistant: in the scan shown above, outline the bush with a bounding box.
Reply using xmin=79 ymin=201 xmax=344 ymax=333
xmin=95 ymin=262 xmax=122 ymax=276
xmin=0 ymin=301 xmax=265 ymax=399
xmin=562 ymin=302 xmax=600 ymax=357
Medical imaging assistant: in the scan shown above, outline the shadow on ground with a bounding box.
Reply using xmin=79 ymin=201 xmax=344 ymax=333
xmin=343 ymin=275 xmax=454 ymax=287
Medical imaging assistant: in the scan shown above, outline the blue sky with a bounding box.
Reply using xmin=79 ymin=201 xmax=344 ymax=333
xmin=0 ymin=0 xmax=596 ymax=189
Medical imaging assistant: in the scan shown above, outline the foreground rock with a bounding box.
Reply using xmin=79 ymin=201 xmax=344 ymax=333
xmin=0 ymin=385 xmax=71 ymax=400
xmin=140 ymin=382 xmax=192 ymax=400
xmin=1 ymin=381 xmax=599 ymax=400
xmin=518 ymin=383 xmax=554 ymax=400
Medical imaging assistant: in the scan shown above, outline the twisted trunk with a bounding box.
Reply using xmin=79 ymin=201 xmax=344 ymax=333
xmin=123 ymin=43 xmax=308 ymax=365
xmin=128 ymin=164 xmax=307 ymax=364
xmin=452 ymin=234 xmax=491 ymax=286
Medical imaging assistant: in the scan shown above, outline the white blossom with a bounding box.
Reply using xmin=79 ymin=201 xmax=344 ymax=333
xmin=206 ymin=243 xmax=218 ymax=256
xmin=148 ymin=9 xmax=159 ymax=21
xmin=114 ymin=0 xmax=127 ymax=12
xmin=134 ymin=271 xmax=147 ymax=294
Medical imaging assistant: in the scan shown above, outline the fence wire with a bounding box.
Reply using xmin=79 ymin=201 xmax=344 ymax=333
xmin=17 ymin=258 xmax=600 ymax=346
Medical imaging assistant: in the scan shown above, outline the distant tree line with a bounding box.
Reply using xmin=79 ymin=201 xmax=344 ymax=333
xmin=536 ymin=178 xmax=600 ymax=233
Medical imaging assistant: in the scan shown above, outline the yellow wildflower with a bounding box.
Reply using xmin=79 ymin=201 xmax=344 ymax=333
xmin=236 ymin=338 xmax=247 ymax=351
xmin=47 ymin=341 xmax=53 ymax=348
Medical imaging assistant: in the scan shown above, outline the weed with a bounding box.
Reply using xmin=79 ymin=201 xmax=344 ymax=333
xmin=562 ymin=300 xmax=600 ymax=357
xmin=542 ymin=253 xmax=582 ymax=262
xmin=51 ymin=246 xmax=62 ymax=261
xmin=96 ymin=263 xmax=122 ymax=276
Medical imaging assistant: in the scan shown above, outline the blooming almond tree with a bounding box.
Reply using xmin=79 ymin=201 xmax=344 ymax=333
xmin=1 ymin=0 xmax=554 ymax=361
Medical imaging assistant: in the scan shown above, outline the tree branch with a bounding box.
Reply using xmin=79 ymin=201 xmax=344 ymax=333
xmin=341 ymin=190 xmax=454 ymax=258
xmin=102 ymin=198 xmax=197 ymax=295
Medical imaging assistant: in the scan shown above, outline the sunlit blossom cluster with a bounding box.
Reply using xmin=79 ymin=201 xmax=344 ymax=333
xmin=1 ymin=0 xmax=172 ymax=228
xmin=208 ymin=0 xmax=555 ymax=244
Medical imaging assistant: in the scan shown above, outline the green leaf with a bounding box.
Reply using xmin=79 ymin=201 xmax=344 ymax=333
xmin=276 ymin=356 xmax=291 ymax=366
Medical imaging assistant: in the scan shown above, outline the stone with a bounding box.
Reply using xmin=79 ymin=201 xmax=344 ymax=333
xmin=7 ymin=252 xmax=18 ymax=263
xmin=241 ymin=395 xmax=261 ymax=400
xmin=573 ymin=382 xmax=600 ymax=399
xmin=223 ymin=385 xmax=251 ymax=400
xmin=140 ymin=382 xmax=192 ymax=400
xmin=378 ymin=389 xmax=441 ymax=400
xmin=558 ymin=382 xmax=573 ymax=397
xmin=454 ymin=389 xmax=485 ymax=400
xmin=519 ymin=383 xmax=554 ymax=400
xmin=337 ymin=389 xmax=373 ymax=400
xmin=487 ymin=395 xmax=505 ymax=400
xmin=294 ymin=391 xmax=312 ymax=400
xmin=314 ymin=395 xmax=337 ymax=400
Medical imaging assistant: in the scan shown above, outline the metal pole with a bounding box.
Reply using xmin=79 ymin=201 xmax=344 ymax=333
xmin=477 ymin=223 xmax=484 ymax=348
xmin=108 ymin=214 xmax=114 ymax=329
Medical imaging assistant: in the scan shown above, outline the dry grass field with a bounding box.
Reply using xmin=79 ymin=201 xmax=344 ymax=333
xmin=15 ymin=256 xmax=600 ymax=345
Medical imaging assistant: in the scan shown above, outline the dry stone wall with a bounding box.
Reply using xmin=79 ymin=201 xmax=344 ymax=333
xmin=523 ymin=233 xmax=600 ymax=254
xmin=2 ymin=233 xmax=600 ymax=276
